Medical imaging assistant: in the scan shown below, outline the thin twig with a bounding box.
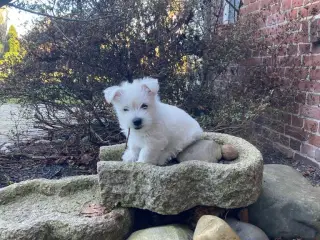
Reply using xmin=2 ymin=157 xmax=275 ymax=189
xmin=8 ymin=3 xmax=117 ymax=22
xmin=125 ymin=128 xmax=130 ymax=149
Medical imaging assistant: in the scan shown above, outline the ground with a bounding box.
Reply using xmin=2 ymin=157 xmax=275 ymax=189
xmin=1 ymin=139 xmax=319 ymax=188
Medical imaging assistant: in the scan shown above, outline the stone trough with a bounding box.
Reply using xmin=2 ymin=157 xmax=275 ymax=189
xmin=98 ymin=132 xmax=264 ymax=215
xmin=0 ymin=175 xmax=132 ymax=240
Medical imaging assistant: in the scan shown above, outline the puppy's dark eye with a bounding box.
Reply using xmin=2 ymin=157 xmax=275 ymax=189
xmin=123 ymin=107 xmax=129 ymax=112
xmin=141 ymin=104 xmax=148 ymax=109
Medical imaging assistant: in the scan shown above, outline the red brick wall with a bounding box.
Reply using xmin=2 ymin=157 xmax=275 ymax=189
xmin=240 ymin=0 xmax=320 ymax=167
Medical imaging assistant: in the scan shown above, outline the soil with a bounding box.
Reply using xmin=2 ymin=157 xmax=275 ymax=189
xmin=1 ymin=138 xmax=320 ymax=188
xmin=0 ymin=139 xmax=99 ymax=188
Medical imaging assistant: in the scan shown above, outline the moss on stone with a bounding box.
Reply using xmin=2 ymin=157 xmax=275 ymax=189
xmin=99 ymin=143 xmax=126 ymax=161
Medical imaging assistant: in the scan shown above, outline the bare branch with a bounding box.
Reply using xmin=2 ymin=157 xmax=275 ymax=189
xmin=7 ymin=2 xmax=117 ymax=22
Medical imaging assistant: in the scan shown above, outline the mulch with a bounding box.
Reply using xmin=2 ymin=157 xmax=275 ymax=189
xmin=1 ymin=139 xmax=319 ymax=188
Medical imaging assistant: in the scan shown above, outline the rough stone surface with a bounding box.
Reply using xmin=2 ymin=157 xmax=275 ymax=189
xmin=127 ymin=224 xmax=193 ymax=240
xmin=221 ymin=144 xmax=239 ymax=161
xmin=0 ymin=175 xmax=132 ymax=240
xmin=194 ymin=215 xmax=240 ymax=240
xmin=99 ymin=143 xmax=126 ymax=161
xmin=177 ymin=140 xmax=222 ymax=163
xmin=248 ymin=164 xmax=320 ymax=240
xmin=98 ymin=132 xmax=263 ymax=214
xmin=226 ymin=218 xmax=269 ymax=240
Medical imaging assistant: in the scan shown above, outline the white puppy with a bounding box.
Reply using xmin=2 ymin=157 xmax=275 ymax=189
xmin=104 ymin=77 xmax=203 ymax=165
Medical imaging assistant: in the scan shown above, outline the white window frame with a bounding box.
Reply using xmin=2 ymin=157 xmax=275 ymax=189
xmin=223 ymin=0 xmax=241 ymax=24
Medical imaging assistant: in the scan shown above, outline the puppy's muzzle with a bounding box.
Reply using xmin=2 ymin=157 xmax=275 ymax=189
xmin=132 ymin=118 xmax=143 ymax=129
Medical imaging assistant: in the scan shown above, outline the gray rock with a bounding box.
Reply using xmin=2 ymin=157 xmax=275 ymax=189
xmin=177 ymin=140 xmax=222 ymax=163
xmin=226 ymin=218 xmax=269 ymax=240
xmin=127 ymin=224 xmax=193 ymax=240
xmin=0 ymin=175 xmax=133 ymax=240
xmin=248 ymin=164 xmax=320 ymax=240
xmin=98 ymin=132 xmax=263 ymax=214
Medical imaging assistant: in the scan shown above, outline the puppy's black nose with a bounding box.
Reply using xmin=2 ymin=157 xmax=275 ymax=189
xmin=132 ymin=118 xmax=142 ymax=127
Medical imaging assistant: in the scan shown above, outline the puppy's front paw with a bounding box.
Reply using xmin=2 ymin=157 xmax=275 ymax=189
xmin=122 ymin=150 xmax=138 ymax=163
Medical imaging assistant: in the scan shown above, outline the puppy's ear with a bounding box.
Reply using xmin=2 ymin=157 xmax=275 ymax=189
xmin=103 ymin=86 xmax=122 ymax=103
xmin=141 ymin=77 xmax=159 ymax=95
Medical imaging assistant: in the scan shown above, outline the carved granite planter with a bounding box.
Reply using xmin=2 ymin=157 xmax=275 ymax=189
xmin=98 ymin=132 xmax=263 ymax=215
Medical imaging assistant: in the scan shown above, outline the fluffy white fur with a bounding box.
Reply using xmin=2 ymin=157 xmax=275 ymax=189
xmin=103 ymin=77 xmax=203 ymax=165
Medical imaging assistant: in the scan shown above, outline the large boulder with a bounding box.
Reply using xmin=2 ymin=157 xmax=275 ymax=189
xmin=127 ymin=224 xmax=193 ymax=240
xmin=0 ymin=175 xmax=133 ymax=240
xmin=98 ymin=132 xmax=263 ymax=214
xmin=248 ymin=164 xmax=320 ymax=240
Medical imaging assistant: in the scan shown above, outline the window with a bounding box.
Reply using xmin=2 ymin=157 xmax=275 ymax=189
xmin=223 ymin=0 xmax=241 ymax=24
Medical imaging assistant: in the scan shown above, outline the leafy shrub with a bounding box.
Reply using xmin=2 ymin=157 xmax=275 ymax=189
xmin=0 ymin=0 xmax=307 ymax=145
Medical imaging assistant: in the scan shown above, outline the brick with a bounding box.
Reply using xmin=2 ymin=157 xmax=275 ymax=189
xmin=287 ymin=67 xmax=308 ymax=80
xmin=310 ymin=69 xmax=320 ymax=81
xmin=240 ymin=6 xmax=250 ymax=15
xmin=278 ymin=56 xmax=301 ymax=66
xmin=243 ymin=0 xmax=250 ymax=5
xmin=295 ymin=92 xmax=306 ymax=104
xmin=298 ymin=81 xmax=320 ymax=92
xmin=298 ymin=7 xmax=308 ymax=18
xmin=307 ymin=93 xmax=320 ymax=105
xmin=261 ymin=57 xmax=272 ymax=65
xmin=291 ymin=115 xmax=304 ymax=127
xmin=287 ymin=44 xmax=298 ymax=55
xmin=294 ymin=32 xmax=309 ymax=44
xmin=247 ymin=1 xmax=261 ymax=13
xmin=301 ymin=143 xmax=316 ymax=158
xmin=299 ymin=19 xmax=308 ymax=32
xmin=308 ymin=3 xmax=320 ymax=16
xmin=301 ymin=105 xmax=320 ymax=119
xmin=303 ymin=55 xmax=320 ymax=66
xmin=316 ymin=148 xmax=320 ymax=161
xmin=274 ymin=143 xmax=294 ymax=158
xmin=279 ymin=134 xmax=290 ymax=146
xmin=270 ymin=3 xmax=281 ymax=14
xmin=304 ymin=119 xmax=318 ymax=132
xmin=277 ymin=46 xmax=287 ymax=56
xmin=285 ymin=125 xmax=308 ymax=140
xmin=283 ymin=102 xmax=300 ymax=115
xmin=270 ymin=120 xmax=285 ymax=133
xmin=310 ymin=19 xmax=320 ymax=43
xmin=261 ymin=127 xmax=276 ymax=140
xmin=277 ymin=111 xmax=292 ymax=124
xmin=292 ymin=0 xmax=303 ymax=7
xmin=298 ymin=6 xmax=308 ymax=17
xmin=281 ymin=0 xmax=292 ymax=10
xmin=290 ymin=138 xmax=302 ymax=151
xmin=308 ymin=134 xmax=320 ymax=147
xmin=294 ymin=152 xmax=320 ymax=167
xmin=298 ymin=43 xmax=311 ymax=54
